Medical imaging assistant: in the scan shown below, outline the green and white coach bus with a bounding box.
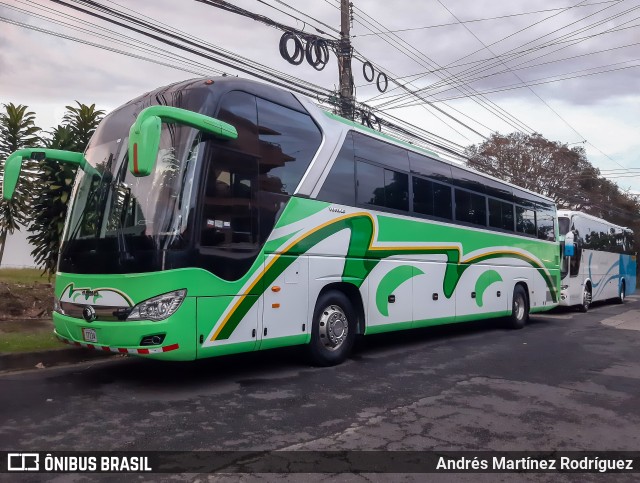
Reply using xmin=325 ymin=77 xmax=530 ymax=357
xmin=2 ymin=77 xmax=560 ymax=365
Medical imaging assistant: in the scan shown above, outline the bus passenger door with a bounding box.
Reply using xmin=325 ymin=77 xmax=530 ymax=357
xmin=260 ymin=255 xmax=310 ymax=350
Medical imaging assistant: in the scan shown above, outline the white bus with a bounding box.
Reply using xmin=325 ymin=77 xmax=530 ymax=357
xmin=559 ymin=210 xmax=636 ymax=311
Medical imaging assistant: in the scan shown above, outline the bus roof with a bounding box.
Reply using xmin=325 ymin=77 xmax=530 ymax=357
xmin=114 ymin=75 xmax=556 ymax=207
xmin=558 ymin=210 xmax=633 ymax=233
xmin=313 ymin=102 xmax=556 ymax=205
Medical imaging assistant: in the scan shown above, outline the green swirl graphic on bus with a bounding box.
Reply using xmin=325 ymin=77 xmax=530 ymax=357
xmin=60 ymin=283 xmax=133 ymax=307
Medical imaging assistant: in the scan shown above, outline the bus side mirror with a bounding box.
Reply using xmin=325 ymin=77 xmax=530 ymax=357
xmin=2 ymin=151 xmax=24 ymax=200
xmin=2 ymin=148 xmax=89 ymax=200
xmin=128 ymin=115 xmax=161 ymax=177
xmin=127 ymin=106 xmax=238 ymax=177
xmin=564 ymin=242 xmax=575 ymax=257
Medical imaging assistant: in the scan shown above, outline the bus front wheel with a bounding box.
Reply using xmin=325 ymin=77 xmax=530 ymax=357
xmin=506 ymin=285 xmax=529 ymax=329
xmin=308 ymin=291 xmax=356 ymax=366
xmin=578 ymin=285 xmax=591 ymax=312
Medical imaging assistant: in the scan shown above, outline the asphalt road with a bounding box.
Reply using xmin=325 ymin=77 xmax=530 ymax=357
xmin=1 ymin=296 xmax=640 ymax=481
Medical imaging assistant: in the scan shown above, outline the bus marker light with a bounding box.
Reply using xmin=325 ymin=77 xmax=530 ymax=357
xmin=271 ymin=286 xmax=281 ymax=292
xmin=272 ymin=303 xmax=280 ymax=309
xmin=132 ymin=143 xmax=139 ymax=174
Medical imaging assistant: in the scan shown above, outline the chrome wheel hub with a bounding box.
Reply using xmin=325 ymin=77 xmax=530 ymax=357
xmin=319 ymin=304 xmax=348 ymax=351
xmin=514 ymin=296 xmax=525 ymax=320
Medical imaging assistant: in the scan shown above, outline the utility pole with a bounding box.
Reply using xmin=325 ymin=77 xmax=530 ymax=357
xmin=338 ymin=0 xmax=355 ymax=120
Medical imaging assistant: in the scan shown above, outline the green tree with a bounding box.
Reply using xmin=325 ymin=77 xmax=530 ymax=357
xmin=0 ymin=103 xmax=41 ymax=266
xmin=62 ymin=102 xmax=105 ymax=151
xmin=466 ymin=131 xmax=640 ymax=262
xmin=27 ymin=104 xmax=104 ymax=276
xmin=464 ymin=132 xmax=597 ymax=208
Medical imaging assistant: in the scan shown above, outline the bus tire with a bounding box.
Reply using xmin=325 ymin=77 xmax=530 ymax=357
xmin=616 ymin=281 xmax=626 ymax=304
xmin=307 ymin=291 xmax=356 ymax=366
xmin=506 ymin=285 xmax=528 ymax=329
xmin=578 ymin=284 xmax=591 ymax=312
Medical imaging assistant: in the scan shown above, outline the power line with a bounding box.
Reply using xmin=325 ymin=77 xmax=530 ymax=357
xmin=257 ymin=0 xmax=341 ymax=36
xmin=4 ymin=1 xmax=230 ymax=77
xmin=49 ymin=0 xmax=332 ymax=98
xmin=379 ymin=1 xmax=635 ymax=110
xmin=354 ymin=1 xmax=621 ymax=37
xmin=413 ymin=7 xmax=640 ymax=101
xmin=370 ymin=39 xmax=640 ymax=98
xmin=343 ymin=1 xmax=536 ymax=136
xmin=372 ymin=0 xmax=623 ymax=109
xmin=0 ymin=16 xmax=220 ymax=77
xmin=350 ymin=1 xmax=601 ymax=134
xmin=391 ymin=61 xmax=640 ymax=104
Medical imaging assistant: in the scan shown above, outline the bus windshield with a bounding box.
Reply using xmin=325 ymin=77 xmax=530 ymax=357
xmin=59 ymin=110 xmax=200 ymax=274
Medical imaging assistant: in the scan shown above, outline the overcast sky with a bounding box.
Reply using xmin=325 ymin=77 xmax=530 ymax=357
xmin=1 ymin=0 xmax=639 ymax=193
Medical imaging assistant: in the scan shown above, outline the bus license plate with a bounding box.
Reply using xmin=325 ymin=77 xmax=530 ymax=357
xmin=82 ymin=328 xmax=98 ymax=343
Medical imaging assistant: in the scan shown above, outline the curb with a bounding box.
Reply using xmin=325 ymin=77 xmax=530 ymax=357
xmin=0 ymin=347 xmax=119 ymax=373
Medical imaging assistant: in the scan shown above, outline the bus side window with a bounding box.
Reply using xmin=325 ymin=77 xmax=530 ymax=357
xmin=535 ymin=205 xmax=555 ymax=241
xmin=356 ymin=160 xmax=385 ymax=208
xmin=413 ymin=176 xmax=452 ymax=220
xmin=317 ymin=132 xmax=355 ymax=206
xmin=488 ymin=198 xmax=515 ymax=231
xmin=515 ymin=206 xmax=536 ymax=236
xmin=455 ymin=189 xmax=487 ymax=227
xmin=256 ymin=97 xmax=322 ymax=196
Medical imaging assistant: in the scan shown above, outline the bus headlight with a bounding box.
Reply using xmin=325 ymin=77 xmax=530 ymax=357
xmin=53 ymin=296 xmax=64 ymax=315
xmin=127 ymin=289 xmax=187 ymax=321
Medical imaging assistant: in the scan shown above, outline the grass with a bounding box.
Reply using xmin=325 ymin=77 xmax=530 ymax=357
xmin=0 ymin=271 xmax=56 ymax=353
xmin=0 ymin=330 xmax=60 ymax=353
xmin=0 ymin=268 xmax=54 ymax=284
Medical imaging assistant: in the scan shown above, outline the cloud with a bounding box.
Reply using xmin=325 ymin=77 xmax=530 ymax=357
xmin=1 ymin=0 xmax=638 ymax=190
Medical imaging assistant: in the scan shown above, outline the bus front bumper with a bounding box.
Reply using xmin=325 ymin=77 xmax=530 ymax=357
xmin=52 ymin=298 xmax=197 ymax=361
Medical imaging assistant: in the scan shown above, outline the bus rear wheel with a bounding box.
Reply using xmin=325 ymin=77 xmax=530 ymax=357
xmin=616 ymin=281 xmax=626 ymax=304
xmin=505 ymin=285 xmax=528 ymax=329
xmin=307 ymin=291 xmax=356 ymax=366
xmin=578 ymin=285 xmax=591 ymax=312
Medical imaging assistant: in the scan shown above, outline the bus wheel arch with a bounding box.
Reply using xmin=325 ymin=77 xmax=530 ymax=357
xmin=505 ymin=282 xmax=529 ymax=329
xmin=307 ymin=283 xmax=363 ymax=366
xmin=578 ymin=281 xmax=592 ymax=312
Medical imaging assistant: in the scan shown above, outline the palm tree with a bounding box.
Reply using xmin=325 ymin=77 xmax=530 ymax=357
xmin=62 ymin=102 xmax=105 ymax=152
xmin=0 ymin=103 xmax=41 ymax=266
xmin=28 ymin=104 xmax=105 ymax=276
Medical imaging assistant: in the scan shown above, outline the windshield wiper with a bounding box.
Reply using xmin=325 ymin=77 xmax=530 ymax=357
xmin=113 ymin=155 xmax=135 ymax=265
